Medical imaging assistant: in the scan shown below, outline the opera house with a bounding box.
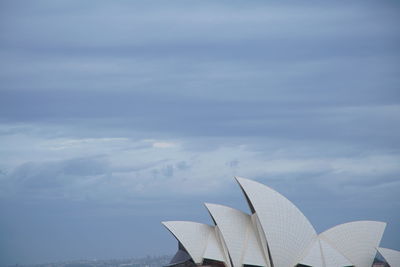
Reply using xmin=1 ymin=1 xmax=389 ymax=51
xmin=162 ymin=177 xmax=399 ymax=267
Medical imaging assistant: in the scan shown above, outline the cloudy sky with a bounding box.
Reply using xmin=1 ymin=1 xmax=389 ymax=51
xmin=1 ymin=0 xmax=400 ymax=265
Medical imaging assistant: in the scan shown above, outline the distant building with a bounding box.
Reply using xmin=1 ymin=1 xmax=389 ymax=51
xmin=162 ymin=177 xmax=400 ymax=267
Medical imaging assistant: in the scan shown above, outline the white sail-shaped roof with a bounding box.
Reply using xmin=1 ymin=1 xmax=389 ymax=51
xmin=235 ymin=176 xmax=317 ymax=267
xmin=299 ymin=238 xmax=353 ymax=267
xmin=203 ymin=227 xmax=227 ymax=263
xmin=377 ymin=247 xmax=400 ymax=267
xmin=319 ymin=221 xmax=386 ymax=267
xmin=244 ymin=214 xmax=271 ymax=267
xmin=205 ymin=203 xmax=268 ymax=267
xmin=298 ymin=239 xmax=324 ymax=267
xmin=162 ymin=177 xmax=394 ymax=267
xmin=319 ymin=238 xmax=353 ymax=267
xmin=250 ymin=214 xmax=272 ymax=267
xmin=162 ymin=221 xmax=225 ymax=264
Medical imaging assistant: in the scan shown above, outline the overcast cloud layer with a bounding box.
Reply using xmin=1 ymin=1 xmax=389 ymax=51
xmin=1 ymin=1 xmax=400 ymax=265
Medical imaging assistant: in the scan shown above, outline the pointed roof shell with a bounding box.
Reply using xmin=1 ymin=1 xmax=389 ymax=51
xmin=205 ymin=203 xmax=268 ymax=267
xmin=235 ymin=176 xmax=317 ymax=267
xmin=299 ymin=238 xmax=354 ymax=267
xmin=162 ymin=221 xmax=225 ymax=264
xmin=319 ymin=221 xmax=386 ymax=267
xmin=298 ymin=239 xmax=324 ymax=267
xmin=203 ymin=227 xmax=227 ymax=263
xmin=377 ymin=247 xmax=400 ymax=267
xmin=319 ymin=239 xmax=353 ymax=267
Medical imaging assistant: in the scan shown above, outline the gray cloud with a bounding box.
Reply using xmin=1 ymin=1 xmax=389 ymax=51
xmin=176 ymin=161 xmax=189 ymax=171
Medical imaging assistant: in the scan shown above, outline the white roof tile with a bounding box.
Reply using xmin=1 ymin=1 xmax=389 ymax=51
xmin=319 ymin=221 xmax=386 ymax=267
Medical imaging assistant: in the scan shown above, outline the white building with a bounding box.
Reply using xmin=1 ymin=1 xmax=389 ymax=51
xmin=162 ymin=177 xmax=398 ymax=267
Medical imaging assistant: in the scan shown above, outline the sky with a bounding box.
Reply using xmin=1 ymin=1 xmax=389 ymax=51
xmin=0 ymin=0 xmax=400 ymax=265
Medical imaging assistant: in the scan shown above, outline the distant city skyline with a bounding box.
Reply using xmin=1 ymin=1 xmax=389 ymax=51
xmin=0 ymin=255 xmax=171 ymax=267
xmin=0 ymin=0 xmax=399 ymax=265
